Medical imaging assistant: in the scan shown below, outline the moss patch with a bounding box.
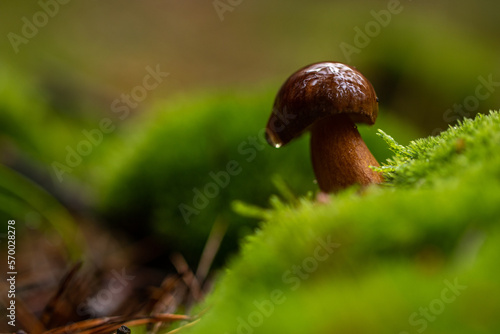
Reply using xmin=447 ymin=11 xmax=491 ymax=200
xmin=185 ymin=111 xmax=500 ymax=334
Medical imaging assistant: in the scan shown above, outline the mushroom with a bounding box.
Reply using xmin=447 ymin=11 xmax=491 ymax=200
xmin=265 ymin=61 xmax=384 ymax=193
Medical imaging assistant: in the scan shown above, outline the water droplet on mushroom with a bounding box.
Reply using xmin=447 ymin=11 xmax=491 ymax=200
xmin=265 ymin=131 xmax=283 ymax=149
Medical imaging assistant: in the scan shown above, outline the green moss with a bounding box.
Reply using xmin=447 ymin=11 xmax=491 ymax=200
xmin=184 ymin=111 xmax=500 ymax=334
xmin=379 ymin=112 xmax=500 ymax=187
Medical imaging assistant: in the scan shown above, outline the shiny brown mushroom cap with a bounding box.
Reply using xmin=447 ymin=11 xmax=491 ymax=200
xmin=265 ymin=62 xmax=378 ymax=148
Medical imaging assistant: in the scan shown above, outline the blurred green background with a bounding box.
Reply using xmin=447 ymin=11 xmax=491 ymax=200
xmin=1 ymin=0 xmax=500 ymax=285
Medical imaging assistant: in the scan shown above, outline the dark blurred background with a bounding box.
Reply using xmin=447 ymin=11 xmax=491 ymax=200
xmin=1 ymin=0 xmax=499 ymax=330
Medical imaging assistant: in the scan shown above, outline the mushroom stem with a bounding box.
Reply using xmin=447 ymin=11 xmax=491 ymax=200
xmin=310 ymin=113 xmax=384 ymax=193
